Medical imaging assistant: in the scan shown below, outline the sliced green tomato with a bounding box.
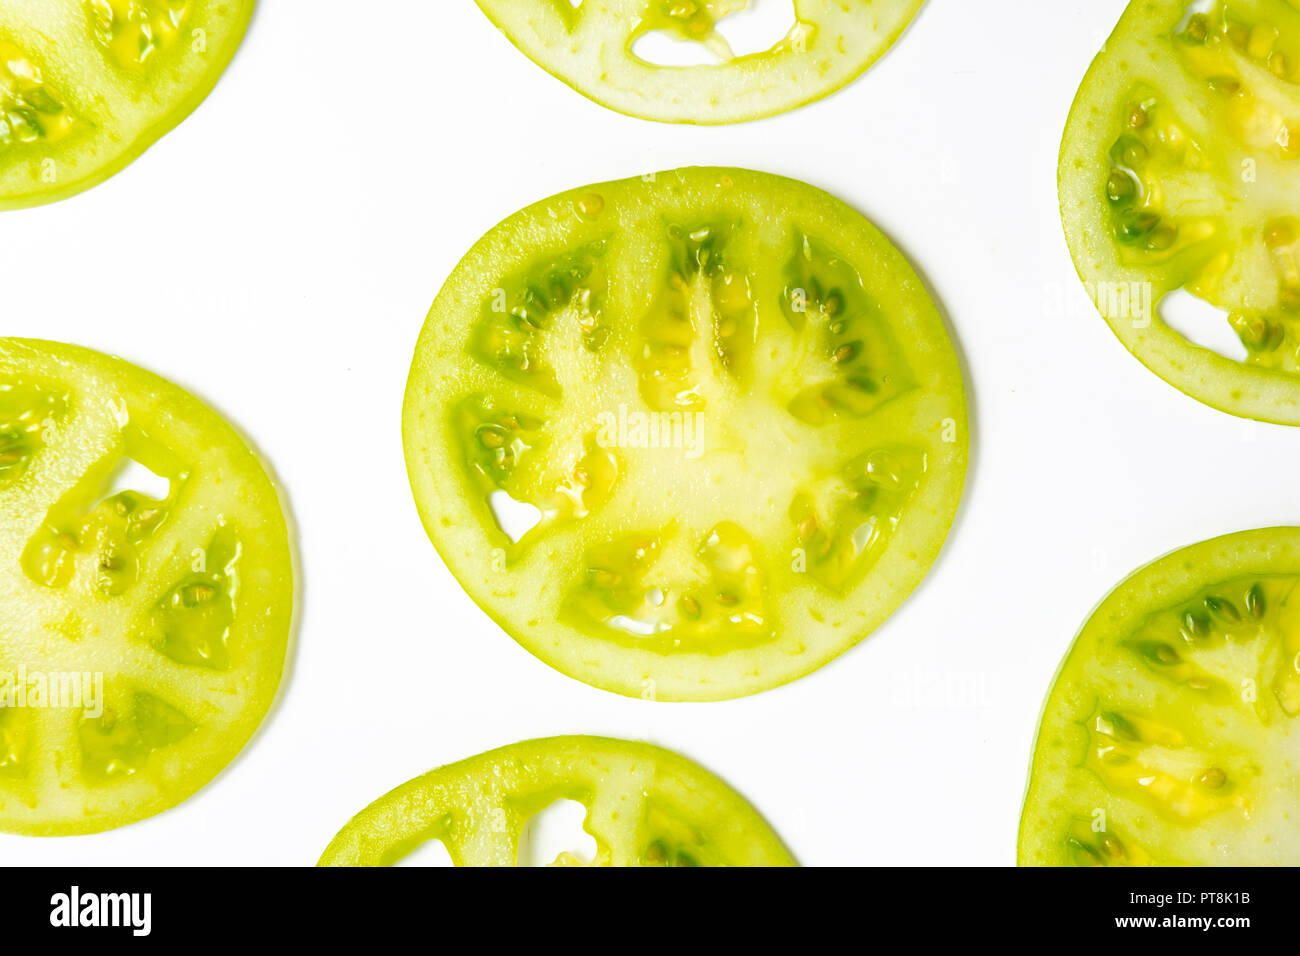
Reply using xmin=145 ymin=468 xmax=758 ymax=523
xmin=318 ymin=736 xmax=795 ymax=867
xmin=1020 ymin=528 xmax=1300 ymax=866
xmin=472 ymin=0 xmax=924 ymax=124
xmin=0 ymin=0 xmax=253 ymax=210
xmin=0 ymin=339 xmax=292 ymax=834
xmin=403 ymin=167 xmax=967 ymax=701
xmin=1062 ymin=0 xmax=1300 ymax=423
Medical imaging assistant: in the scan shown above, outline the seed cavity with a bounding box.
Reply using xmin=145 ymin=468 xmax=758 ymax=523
xmin=455 ymin=395 xmax=619 ymax=546
xmin=470 ymin=240 xmax=610 ymax=398
xmin=636 ymin=221 xmax=756 ymax=413
xmin=78 ymin=690 xmax=196 ymax=780
xmin=147 ymin=525 xmax=240 ymax=670
xmin=1088 ymin=707 xmax=1245 ymax=821
xmin=0 ymin=380 xmax=68 ymax=490
xmin=21 ymin=428 xmax=186 ymax=594
xmin=562 ymin=522 xmax=773 ymax=651
xmin=85 ymin=0 xmax=191 ymax=73
xmin=0 ymin=41 xmax=77 ymax=152
xmin=780 ymin=232 xmax=913 ymax=425
xmin=789 ymin=446 xmax=925 ymax=592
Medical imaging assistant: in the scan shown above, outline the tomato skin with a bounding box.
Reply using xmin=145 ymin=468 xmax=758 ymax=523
xmin=0 ymin=0 xmax=255 ymax=210
xmin=403 ymin=167 xmax=967 ymax=702
xmin=318 ymin=736 xmax=795 ymax=867
xmin=1020 ymin=528 xmax=1300 ymax=867
xmin=472 ymin=0 xmax=924 ymax=124
xmin=0 ymin=338 xmax=293 ymax=835
xmin=1061 ymin=0 xmax=1300 ymax=424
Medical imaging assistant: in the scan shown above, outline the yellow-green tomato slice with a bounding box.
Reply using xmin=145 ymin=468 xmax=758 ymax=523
xmin=403 ymin=167 xmax=968 ymax=701
xmin=1062 ymin=0 xmax=1300 ymax=423
xmin=472 ymin=0 xmax=924 ymax=124
xmin=318 ymin=736 xmax=795 ymax=867
xmin=1020 ymin=528 xmax=1300 ymax=866
xmin=0 ymin=339 xmax=292 ymax=834
xmin=0 ymin=0 xmax=254 ymax=210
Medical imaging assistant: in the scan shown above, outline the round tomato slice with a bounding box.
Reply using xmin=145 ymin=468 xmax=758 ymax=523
xmin=1062 ymin=0 xmax=1300 ymax=423
xmin=1020 ymin=528 xmax=1300 ymax=866
xmin=404 ymin=167 xmax=967 ymax=701
xmin=318 ymin=736 xmax=795 ymax=867
xmin=472 ymin=0 xmax=924 ymax=124
xmin=0 ymin=339 xmax=292 ymax=834
xmin=0 ymin=0 xmax=254 ymax=210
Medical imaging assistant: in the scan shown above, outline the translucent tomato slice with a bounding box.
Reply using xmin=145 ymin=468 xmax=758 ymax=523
xmin=318 ymin=736 xmax=795 ymax=867
xmin=0 ymin=338 xmax=292 ymax=834
xmin=403 ymin=167 xmax=967 ymax=701
xmin=473 ymin=0 xmax=924 ymax=124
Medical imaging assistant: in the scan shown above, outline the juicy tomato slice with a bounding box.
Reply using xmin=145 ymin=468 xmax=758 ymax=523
xmin=1020 ymin=528 xmax=1300 ymax=866
xmin=472 ymin=0 xmax=924 ymax=124
xmin=1062 ymin=0 xmax=1300 ymax=423
xmin=0 ymin=0 xmax=254 ymax=210
xmin=403 ymin=167 xmax=967 ymax=701
xmin=0 ymin=339 xmax=292 ymax=834
xmin=318 ymin=736 xmax=795 ymax=867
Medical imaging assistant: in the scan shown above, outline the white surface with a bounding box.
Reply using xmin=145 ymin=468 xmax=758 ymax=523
xmin=2 ymin=0 xmax=1293 ymax=867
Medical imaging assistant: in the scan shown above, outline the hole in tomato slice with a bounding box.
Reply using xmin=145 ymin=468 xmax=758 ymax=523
xmin=103 ymin=455 xmax=172 ymax=503
xmin=1160 ymin=288 xmax=1249 ymax=362
xmin=518 ymin=798 xmax=597 ymax=866
xmin=21 ymin=425 xmax=189 ymax=594
xmin=630 ymin=0 xmax=799 ymax=66
xmin=395 ymin=837 xmax=455 ymax=868
xmin=488 ymin=490 xmax=544 ymax=543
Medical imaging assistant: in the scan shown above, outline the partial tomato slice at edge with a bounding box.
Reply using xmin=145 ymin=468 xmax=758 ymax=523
xmin=472 ymin=0 xmax=925 ymax=124
xmin=1060 ymin=0 xmax=1300 ymax=423
xmin=0 ymin=0 xmax=255 ymax=210
xmin=1020 ymin=527 xmax=1300 ymax=866
xmin=0 ymin=338 xmax=294 ymax=834
xmin=317 ymin=736 xmax=796 ymax=867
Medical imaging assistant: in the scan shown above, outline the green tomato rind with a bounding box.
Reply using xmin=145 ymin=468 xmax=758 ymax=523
xmin=1060 ymin=0 xmax=1300 ymax=424
xmin=0 ymin=338 xmax=292 ymax=834
xmin=1020 ymin=527 xmax=1300 ymax=866
xmin=472 ymin=0 xmax=925 ymax=125
xmin=403 ymin=167 xmax=968 ymax=701
xmin=0 ymin=0 xmax=255 ymax=210
xmin=318 ymin=736 xmax=796 ymax=867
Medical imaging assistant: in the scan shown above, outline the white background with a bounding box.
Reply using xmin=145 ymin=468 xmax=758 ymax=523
xmin=2 ymin=0 xmax=1293 ymax=867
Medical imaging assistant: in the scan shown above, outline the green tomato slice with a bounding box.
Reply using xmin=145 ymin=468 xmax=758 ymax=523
xmin=318 ymin=736 xmax=795 ymax=867
xmin=1062 ymin=0 xmax=1300 ymax=423
xmin=403 ymin=167 xmax=967 ymax=702
xmin=1020 ymin=528 xmax=1300 ymax=866
xmin=0 ymin=0 xmax=254 ymax=210
xmin=472 ymin=0 xmax=924 ymax=124
xmin=0 ymin=339 xmax=292 ymax=834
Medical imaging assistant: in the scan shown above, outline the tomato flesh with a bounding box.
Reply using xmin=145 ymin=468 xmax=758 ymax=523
xmin=1062 ymin=0 xmax=1300 ymax=423
xmin=1020 ymin=528 xmax=1300 ymax=866
xmin=0 ymin=339 xmax=292 ymax=834
xmin=403 ymin=167 xmax=967 ymax=701
xmin=472 ymin=0 xmax=924 ymax=124
xmin=0 ymin=0 xmax=254 ymax=209
xmin=317 ymin=736 xmax=795 ymax=867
